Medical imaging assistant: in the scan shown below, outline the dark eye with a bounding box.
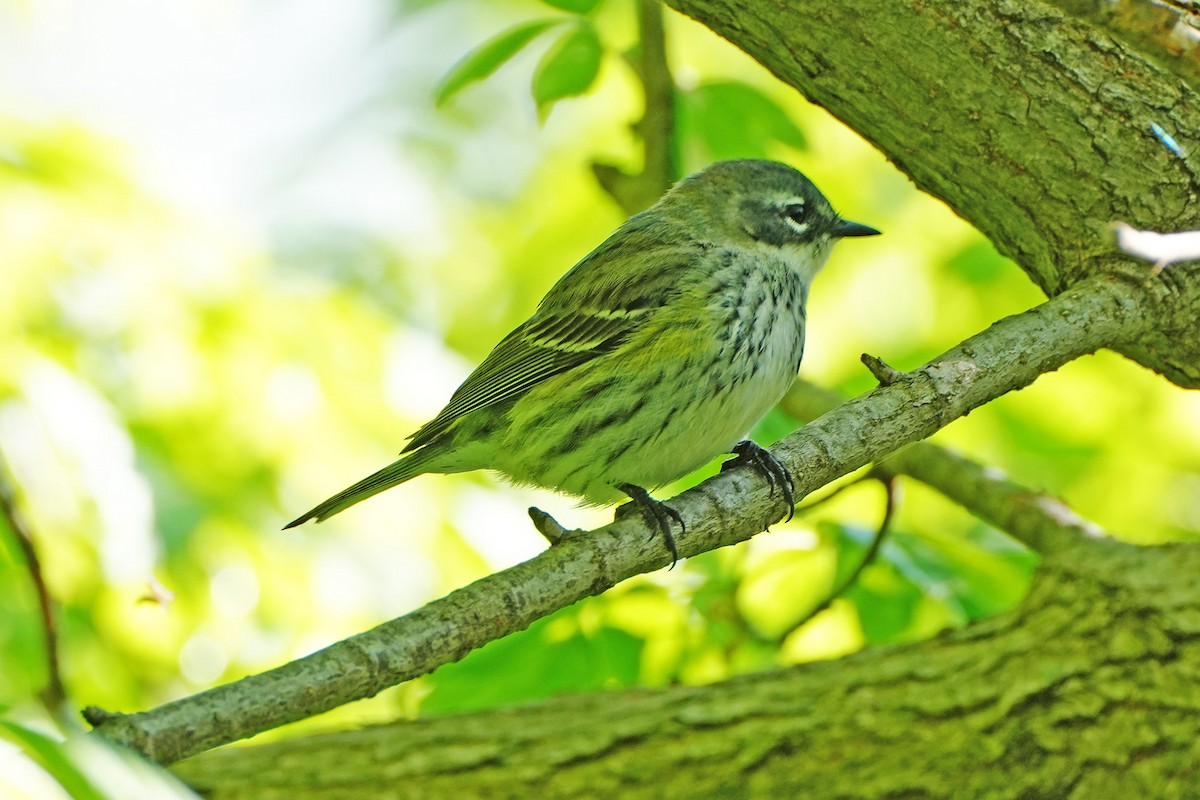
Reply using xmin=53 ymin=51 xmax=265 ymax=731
xmin=781 ymin=202 xmax=807 ymax=224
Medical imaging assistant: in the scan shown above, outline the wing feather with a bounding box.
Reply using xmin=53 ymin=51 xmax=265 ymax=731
xmin=402 ymin=310 xmax=643 ymax=452
xmin=402 ymin=213 xmax=700 ymax=452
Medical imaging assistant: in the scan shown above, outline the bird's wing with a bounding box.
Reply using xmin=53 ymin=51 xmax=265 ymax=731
xmin=401 ymin=214 xmax=699 ymax=453
xmin=401 ymin=306 xmax=651 ymax=452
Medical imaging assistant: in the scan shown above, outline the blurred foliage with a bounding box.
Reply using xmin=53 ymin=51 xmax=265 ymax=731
xmin=435 ymin=19 xmax=565 ymax=107
xmin=531 ymin=22 xmax=603 ymax=118
xmin=0 ymin=718 xmax=198 ymax=799
xmin=435 ymin=0 xmax=606 ymax=116
xmin=676 ymin=81 xmax=808 ymax=164
xmin=1 ymin=0 xmax=1199 ymax=794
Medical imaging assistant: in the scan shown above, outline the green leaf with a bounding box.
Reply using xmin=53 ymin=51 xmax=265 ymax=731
xmin=830 ymin=524 xmax=956 ymax=643
xmin=435 ymin=19 xmax=562 ymax=107
xmin=678 ymin=81 xmax=808 ymax=163
xmin=420 ymin=607 xmax=642 ymax=715
xmin=539 ymin=0 xmax=601 ymax=12
xmin=845 ymin=564 xmax=927 ymax=643
xmin=531 ymin=23 xmax=603 ymax=118
xmin=885 ymin=527 xmax=1037 ymax=619
xmin=0 ymin=721 xmax=109 ymax=800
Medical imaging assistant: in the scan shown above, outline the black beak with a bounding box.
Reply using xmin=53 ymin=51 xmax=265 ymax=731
xmin=830 ymin=219 xmax=881 ymax=238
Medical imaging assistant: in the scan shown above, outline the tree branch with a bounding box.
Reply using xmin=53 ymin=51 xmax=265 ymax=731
xmin=592 ymin=0 xmax=677 ymax=213
xmin=665 ymin=0 xmax=1200 ymax=387
xmin=90 ymin=273 xmax=1154 ymax=764
xmin=788 ymin=473 xmax=899 ymax=631
xmin=780 ymin=380 xmax=1111 ymax=556
xmin=171 ymin=526 xmax=1200 ymax=798
xmin=0 ymin=448 xmax=68 ymax=719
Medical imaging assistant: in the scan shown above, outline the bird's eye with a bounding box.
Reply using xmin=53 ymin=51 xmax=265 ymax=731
xmin=781 ymin=202 xmax=807 ymax=224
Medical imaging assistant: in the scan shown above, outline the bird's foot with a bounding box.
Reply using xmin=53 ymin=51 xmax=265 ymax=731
xmin=614 ymin=483 xmax=683 ymax=568
xmin=721 ymin=440 xmax=796 ymax=522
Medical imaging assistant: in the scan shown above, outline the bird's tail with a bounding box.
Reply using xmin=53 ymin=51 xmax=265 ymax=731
xmin=284 ymin=453 xmax=432 ymax=528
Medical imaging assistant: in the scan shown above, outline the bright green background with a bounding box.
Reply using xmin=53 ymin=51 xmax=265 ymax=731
xmin=2 ymin=0 xmax=1198 ymax=794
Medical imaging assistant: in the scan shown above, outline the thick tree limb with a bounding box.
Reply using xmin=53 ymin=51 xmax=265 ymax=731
xmin=666 ymin=0 xmax=1200 ymax=387
xmin=92 ymin=273 xmax=1158 ymax=764
xmin=170 ymin=512 xmax=1200 ymax=798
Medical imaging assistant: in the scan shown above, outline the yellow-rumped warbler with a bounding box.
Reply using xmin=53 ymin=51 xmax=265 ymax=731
xmin=286 ymin=160 xmax=878 ymax=558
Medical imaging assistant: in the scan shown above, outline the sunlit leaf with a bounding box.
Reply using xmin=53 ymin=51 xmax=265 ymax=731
xmin=678 ymin=81 xmax=808 ymax=163
xmin=0 ymin=721 xmax=201 ymax=799
xmin=531 ymin=23 xmax=602 ymax=118
xmin=738 ymin=541 xmax=837 ymax=640
xmin=0 ymin=533 xmax=46 ymax=709
xmin=845 ymin=568 xmax=927 ymax=643
xmin=420 ymin=606 xmax=642 ymax=715
xmin=435 ymin=19 xmax=562 ymax=107
xmin=885 ymin=528 xmax=1036 ymax=619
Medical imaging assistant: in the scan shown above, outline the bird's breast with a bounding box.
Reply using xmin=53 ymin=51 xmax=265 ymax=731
xmin=709 ymin=254 xmax=808 ymax=372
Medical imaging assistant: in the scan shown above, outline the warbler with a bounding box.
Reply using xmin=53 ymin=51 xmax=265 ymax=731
xmin=286 ymin=160 xmax=878 ymax=557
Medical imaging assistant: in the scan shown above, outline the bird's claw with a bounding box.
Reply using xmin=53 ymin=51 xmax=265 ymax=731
xmin=721 ymin=440 xmax=796 ymax=522
xmin=615 ymin=483 xmax=683 ymax=568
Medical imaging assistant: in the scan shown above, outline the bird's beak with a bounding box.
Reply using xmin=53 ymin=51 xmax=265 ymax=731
xmin=830 ymin=219 xmax=881 ymax=238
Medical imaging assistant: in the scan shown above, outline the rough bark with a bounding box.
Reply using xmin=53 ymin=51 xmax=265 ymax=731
xmin=665 ymin=0 xmax=1200 ymax=386
xmin=172 ymin=533 xmax=1200 ymax=799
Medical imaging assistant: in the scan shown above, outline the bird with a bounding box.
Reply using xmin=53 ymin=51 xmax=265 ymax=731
xmin=286 ymin=159 xmax=879 ymax=561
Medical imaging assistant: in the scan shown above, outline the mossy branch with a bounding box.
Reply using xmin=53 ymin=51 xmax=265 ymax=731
xmin=666 ymin=0 xmax=1200 ymax=386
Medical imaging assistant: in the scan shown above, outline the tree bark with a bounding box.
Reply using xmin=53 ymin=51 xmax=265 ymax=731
xmin=665 ymin=0 xmax=1200 ymax=387
xmin=172 ymin=533 xmax=1200 ymax=799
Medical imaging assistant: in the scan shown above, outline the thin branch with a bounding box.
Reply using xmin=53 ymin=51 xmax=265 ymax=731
xmin=592 ymin=0 xmax=676 ymax=214
xmin=635 ymin=0 xmax=676 ymax=192
xmin=789 ymin=474 xmax=900 ymax=633
xmin=0 ymin=449 xmax=68 ymax=718
xmin=886 ymin=444 xmax=1108 ymax=557
xmin=89 ymin=274 xmax=1152 ymax=764
xmin=860 ymin=353 xmax=904 ymax=386
xmin=781 ymin=382 xmax=1111 ymax=556
xmin=528 ymin=506 xmax=577 ymax=545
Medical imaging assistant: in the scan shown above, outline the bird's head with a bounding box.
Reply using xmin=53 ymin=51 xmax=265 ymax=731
xmin=663 ymin=159 xmax=880 ymax=256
